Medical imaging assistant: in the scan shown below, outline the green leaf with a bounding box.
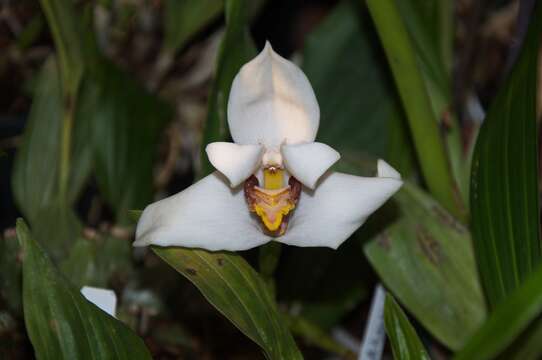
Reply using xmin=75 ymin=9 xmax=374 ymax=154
xmin=38 ymin=0 xmax=84 ymax=94
xmin=455 ymin=264 xmax=542 ymax=360
xmin=12 ymin=57 xmax=92 ymax=224
xmin=199 ymin=0 xmax=255 ymax=176
xmin=302 ymin=2 xmax=398 ymax=161
xmin=469 ymin=1 xmax=542 ymax=308
xmin=393 ymin=0 xmax=467 ymax=200
xmin=395 ymin=0 xmax=452 ymax=100
xmin=90 ymin=60 xmax=171 ymax=222
xmin=16 ymin=219 xmax=151 ymax=360
xmin=366 ymin=0 xmax=464 ymax=220
xmin=152 ymin=246 xmax=302 ymax=360
xmin=163 ymin=0 xmax=224 ymax=52
xmin=364 ymin=184 xmax=486 ymax=350
xmin=384 ymin=294 xmax=430 ymax=360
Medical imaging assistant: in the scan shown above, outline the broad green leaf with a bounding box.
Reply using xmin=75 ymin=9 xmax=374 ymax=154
xmin=153 ymin=247 xmax=302 ymax=360
xmin=365 ymin=184 xmax=486 ymax=350
xmin=384 ymin=294 xmax=430 ymax=360
xmin=199 ymin=0 xmax=255 ymax=176
xmin=469 ymin=1 xmax=542 ymax=308
xmin=17 ymin=219 xmax=151 ymax=360
xmin=163 ymin=0 xmax=224 ymax=52
xmin=455 ymin=264 xmax=542 ymax=360
xmin=366 ymin=0 xmax=464 ymax=221
xmin=302 ymin=2 xmax=399 ymax=161
xmin=91 ymin=60 xmax=171 ymax=222
xmin=12 ymin=57 xmax=92 ymax=225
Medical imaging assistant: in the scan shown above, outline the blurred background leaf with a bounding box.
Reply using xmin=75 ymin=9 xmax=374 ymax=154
xmin=60 ymin=235 xmax=132 ymax=289
xmin=163 ymin=0 xmax=223 ymax=53
xmin=384 ymin=294 xmax=430 ymax=360
xmin=199 ymin=0 xmax=256 ymax=176
xmin=38 ymin=0 xmax=84 ymax=94
xmin=90 ymin=60 xmax=171 ymax=223
xmin=17 ymin=219 xmax=152 ymax=360
xmin=470 ymin=0 xmax=542 ymax=308
xmin=302 ymin=1 xmax=398 ymax=163
xmin=367 ymin=0 xmax=464 ymax=220
xmin=365 ymin=183 xmax=486 ymax=350
xmin=11 ymin=57 xmax=92 ymax=225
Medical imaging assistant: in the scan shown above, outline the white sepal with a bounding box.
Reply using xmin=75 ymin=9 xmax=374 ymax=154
xmin=377 ymin=159 xmax=401 ymax=179
xmin=206 ymin=142 xmax=263 ymax=187
xmin=282 ymin=142 xmax=340 ymax=189
xmin=227 ymin=41 xmax=320 ymax=148
xmin=134 ymin=172 xmax=269 ymax=251
xmin=279 ymin=169 xmax=402 ymax=249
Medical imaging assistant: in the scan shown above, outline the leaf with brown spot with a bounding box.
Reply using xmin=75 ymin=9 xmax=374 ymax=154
xmin=152 ymin=246 xmax=302 ymax=360
xmin=365 ymin=183 xmax=486 ymax=350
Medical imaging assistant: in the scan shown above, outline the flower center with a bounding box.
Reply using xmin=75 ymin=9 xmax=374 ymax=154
xmin=244 ymin=167 xmax=301 ymax=236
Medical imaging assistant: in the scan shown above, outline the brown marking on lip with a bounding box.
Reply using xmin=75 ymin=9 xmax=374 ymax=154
xmin=244 ymin=175 xmax=302 ymax=237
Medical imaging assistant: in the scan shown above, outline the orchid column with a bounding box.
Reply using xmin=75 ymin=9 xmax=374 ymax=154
xmin=135 ymin=42 xmax=402 ymax=251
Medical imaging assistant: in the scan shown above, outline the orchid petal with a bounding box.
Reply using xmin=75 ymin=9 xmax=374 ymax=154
xmin=280 ymin=163 xmax=402 ymax=249
xmin=282 ymin=142 xmax=340 ymax=189
xmin=228 ymin=41 xmax=320 ymax=148
xmin=134 ymin=172 xmax=269 ymax=251
xmin=206 ymin=142 xmax=263 ymax=187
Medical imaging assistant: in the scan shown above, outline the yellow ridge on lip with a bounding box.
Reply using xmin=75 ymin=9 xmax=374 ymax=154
xmin=264 ymin=167 xmax=284 ymax=190
xmin=251 ymin=167 xmax=294 ymax=232
xmin=254 ymin=202 xmax=294 ymax=231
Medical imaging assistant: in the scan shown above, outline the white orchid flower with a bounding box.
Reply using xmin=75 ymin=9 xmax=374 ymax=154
xmin=134 ymin=42 xmax=402 ymax=251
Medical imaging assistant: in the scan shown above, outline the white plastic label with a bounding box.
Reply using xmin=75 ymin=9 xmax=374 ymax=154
xmin=359 ymin=284 xmax=386 ymax=360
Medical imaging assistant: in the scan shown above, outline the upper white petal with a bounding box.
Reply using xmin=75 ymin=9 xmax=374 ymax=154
xmin=227 ymin=41 xmax=320 ymax=148
xmin=206 ymin=142 xmax=263 ymax=187
xmin=134 ymin=172 xmax=270 ymax=251
xmin=282 ymin=142 xmax=340 ymax=189
xmin=280 ymin=168 xmax=402 ymax=249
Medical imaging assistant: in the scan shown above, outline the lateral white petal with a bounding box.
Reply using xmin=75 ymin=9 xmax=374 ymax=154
xmin=228 ymin=41 xmax=320 ymax=148
xmin=206 ymin=142 xmax=263 ymax=187
xmin=280 ymin=170 xmax=402 ymax=249
xmin=282 ymin=142 xmax=340 ymax=189
xmin=134 ymin=172 xmax=269 ymax=251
